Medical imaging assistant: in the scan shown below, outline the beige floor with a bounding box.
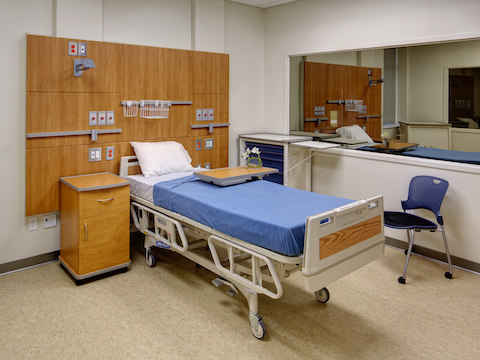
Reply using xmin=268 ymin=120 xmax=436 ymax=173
xmin=0 ymin=244 xmax=479 ymax=360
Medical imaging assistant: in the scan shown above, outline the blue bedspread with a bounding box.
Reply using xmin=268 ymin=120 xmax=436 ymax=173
xmin=153 ymin=176 xmax=353 ymax=256
xmin=358 ymin=146 xmax=480 ymax=165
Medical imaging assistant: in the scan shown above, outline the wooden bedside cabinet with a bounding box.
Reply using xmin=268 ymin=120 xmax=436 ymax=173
xmin=59 ymin=172 xmax=131 ymax=283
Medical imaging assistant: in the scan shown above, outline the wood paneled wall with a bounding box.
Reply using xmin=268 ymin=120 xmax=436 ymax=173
xmin=26 ymin=35 xmax=229 ymax=215
xmin=303 ymin=62 xmax=382 ymax=138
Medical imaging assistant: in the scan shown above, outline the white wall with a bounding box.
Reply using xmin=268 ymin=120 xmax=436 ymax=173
xmin=309 ymin=149 xmax=480 ymax=264
xmin=0 ymin=0 xmax=265 ymax=265
xmin=224 ymin=1 xmax=265 ymax=165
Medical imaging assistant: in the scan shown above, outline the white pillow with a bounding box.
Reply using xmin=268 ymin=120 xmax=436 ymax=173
xmin=130 ymin=141 xmax=194 ymax=178
xmin=336 ymin=124 xmax=374 ymax=144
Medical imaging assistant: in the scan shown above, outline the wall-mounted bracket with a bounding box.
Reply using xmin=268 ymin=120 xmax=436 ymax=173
xmin=305 ymin=117 xmax=329 ymax=125
xmin=27 ymin=129 xmax=122 ymax=142
xmin=357 ymin=115 xmax=383 ymax=121
xmin=191 ymin=123 xmax=230 ymax=134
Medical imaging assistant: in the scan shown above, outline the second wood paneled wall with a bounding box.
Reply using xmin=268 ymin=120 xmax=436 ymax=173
xmin=303 ymin=62 xmax=382 ymax=138
xmin=26 ymin=35 xmax=229 ymax=215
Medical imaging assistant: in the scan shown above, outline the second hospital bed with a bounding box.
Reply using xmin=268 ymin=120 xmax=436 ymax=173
xmin=120 ymin=156 xmax=385 ymax=339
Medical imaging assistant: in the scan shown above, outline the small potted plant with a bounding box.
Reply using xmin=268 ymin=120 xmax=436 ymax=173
xmin=381 ymin=132 xmax=390 ymax=147
xmin=242 ymin=147 xmax=262 ymax=168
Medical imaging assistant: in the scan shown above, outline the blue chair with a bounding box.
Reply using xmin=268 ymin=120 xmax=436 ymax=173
xmin=384 ymin=176 xmax=453 ymax=284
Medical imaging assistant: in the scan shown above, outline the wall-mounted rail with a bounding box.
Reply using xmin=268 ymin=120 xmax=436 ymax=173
xmin=27 ymin=129 xmax=122 ymax=142
xmin=191 ymin=123 xmax=230 ymax=133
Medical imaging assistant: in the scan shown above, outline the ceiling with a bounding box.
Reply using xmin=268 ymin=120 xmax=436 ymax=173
xmin=230 ymin=0 xmax=296 ymax=8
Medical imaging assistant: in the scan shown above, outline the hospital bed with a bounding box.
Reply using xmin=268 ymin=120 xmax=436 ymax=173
xmin=120 ymin=155 xmax=385 ymax=339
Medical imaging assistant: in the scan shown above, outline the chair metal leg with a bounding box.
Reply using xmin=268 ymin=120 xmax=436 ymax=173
xmin=440 ymin=225 xmax=453 ymax=279
xmin=399 ymin=229 xmax=415 ymax=284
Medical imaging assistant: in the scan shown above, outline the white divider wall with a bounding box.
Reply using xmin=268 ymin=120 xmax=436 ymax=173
xmin=310 ymin=149 xmax=480 ymax=264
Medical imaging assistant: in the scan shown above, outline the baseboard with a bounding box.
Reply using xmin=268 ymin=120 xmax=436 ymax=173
xmin=385 ymin=237 xmax=480 ymax=273
xmin=0 ymin=251 xmax=60 ymax=275
xmin=2 ymin=236 xmax=478 ymax=275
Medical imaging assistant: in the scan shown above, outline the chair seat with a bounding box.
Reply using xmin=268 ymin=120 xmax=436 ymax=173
xmin=384 ymin=211 xmax=438 ymax=230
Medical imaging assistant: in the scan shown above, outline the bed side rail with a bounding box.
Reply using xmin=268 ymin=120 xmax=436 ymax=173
xmin=119 ymin=155 xmax=138 ymax=178
xmin=130 ymin=201 xmax=188 ymax=253
xmin=302 ymin=195 xmax=385 ymax=292
xmin=208 ymin=235 xmax=284 ymax=300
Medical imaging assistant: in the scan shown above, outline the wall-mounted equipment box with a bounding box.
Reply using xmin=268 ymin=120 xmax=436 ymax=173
xmin=106 ymin=111 xmax=114 ymax=125
xmin=98 ymin=111 xmax=106 ymax=125
xmin=89 ymin=111 xmax=97 ymax=126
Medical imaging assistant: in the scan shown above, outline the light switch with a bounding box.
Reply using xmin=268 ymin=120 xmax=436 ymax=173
xmin=88 ymin=147 xmax=102 ymax=162
xmin=98 ymin=111 xmax=106 ymax=126
xmin=205 ymin=138 xmax=214 ymax=150
xmin=89 ymin=111 xmax=97 ymax=126
xmin=107 ymin=111 xmax=114 ymax=125
xmin=78 ymin=42 xmax=87 ymax=57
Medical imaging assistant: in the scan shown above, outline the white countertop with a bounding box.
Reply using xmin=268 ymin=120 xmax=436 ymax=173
xmin=290 ymin=141 xmax=341 ymax=150
xmin=239 ymin=133 xmax=312 ymax=143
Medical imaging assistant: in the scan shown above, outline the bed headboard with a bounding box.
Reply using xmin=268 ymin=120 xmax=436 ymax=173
xmin=26 ymin=35 xmax=229 ymax=215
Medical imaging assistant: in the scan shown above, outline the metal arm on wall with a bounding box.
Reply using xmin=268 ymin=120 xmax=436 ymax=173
xmin=27 ymin=128 xmax=122 ymax=142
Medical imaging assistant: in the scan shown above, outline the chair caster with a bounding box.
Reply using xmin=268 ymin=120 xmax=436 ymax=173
xmin=404 ymin=249 xmax=408 ymax=255
xmin=445 ymin=272 xmax=453 ymax=279
xmin=397 ymin=276 xmax=406 ymax=284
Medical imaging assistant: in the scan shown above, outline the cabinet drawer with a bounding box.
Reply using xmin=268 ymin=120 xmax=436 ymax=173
xmin=78 ymin=210 xmax=130 ymax=274
xmin=79 ymin=186 xmax=129 ymax=218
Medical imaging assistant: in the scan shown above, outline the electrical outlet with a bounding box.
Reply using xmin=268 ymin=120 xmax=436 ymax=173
xmin=88 ymin=147 xmax=102 ymax=162
xmin=28 ymin=217 xmax=38 ymax=231
xmin=195 ymin=139 xmax=202 ymax=151
xmin=106 ymin=146 xmax=114 ymax=160
xmin=204 ymin=162 xmax=211 ymax=169
xmin=43 ymin=214 xmax=56 ymax=229
xmin=205 ymin=138 xmax=214 ymax=150
xmin=196 ymin=109 xmax=203 ymax=121
xmin=78 ymin=42 xmax=87 ymax=56
xmin=68 ymin=41 xmax=77 ymax=56
xmin=98 ymin=111 xmax=106 ymax=125
xmin=106 ymin=111 xmax=114 ymax=125
xmin=89 ymin=111 xmax=97 ymax=126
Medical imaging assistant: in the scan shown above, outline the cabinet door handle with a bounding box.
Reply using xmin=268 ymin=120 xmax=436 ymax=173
xmin=97 ymin=197 xmax=114 ymax=203
xmin=84 ymin=222 xmax=88 ymax=241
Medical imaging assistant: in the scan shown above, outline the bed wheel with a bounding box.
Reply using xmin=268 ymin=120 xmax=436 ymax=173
xmin=250 ymin=317 xmax=266 ymax=340
xmin=145 ymin=249 xmax=156 ymax=268
xmin=314 ymin=287 xmax=330 ymax=303
xmin=445 ymin=272 xmax=453 ymax=279
xmin=398 ymin=276 xmax=406 ymax=284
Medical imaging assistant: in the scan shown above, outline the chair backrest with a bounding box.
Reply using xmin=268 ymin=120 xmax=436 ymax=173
xmin=401 ymin=176 xmax=449 ymax=225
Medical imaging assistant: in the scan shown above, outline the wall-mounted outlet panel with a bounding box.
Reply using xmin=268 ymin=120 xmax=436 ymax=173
xmin=68 ymin=41 xmax=77 ymax=56
xmin=204 ymin=163 xmax=211 ymax=169
xmin=43 ymin=214 xmax=56 ymax=229
xmin=106 ymin=111 xmax=114 ymax=125
xmin=196 ymin=109 xmax=203 ymax=121
xmin=195 ymin=139 xmax=202 ymax=151
xmin=205 ymin=138 xmax=214 ymax=150
xmin=78 ymin=42 xmax=87 ymax=56
xmin=28 ymin=217 xmax=38 ymax=231
xmin=88 ymin=147 xmax=102 ymax=162
xmin=208 ymin=108 xmax=214 ymax=121
xmin=89 ymin=111 xmax=97 ymax=126
xmin=202 ymin=109 xmax=208 ymax=121
xmin=106 ymin=146 xmax=114 ymax=160
xmin=98 ymin=111 xmax=106 ymax=125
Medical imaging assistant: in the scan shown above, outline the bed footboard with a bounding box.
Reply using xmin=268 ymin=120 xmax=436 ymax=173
xmin=302 ymin=195 xmax=384 ymax=292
